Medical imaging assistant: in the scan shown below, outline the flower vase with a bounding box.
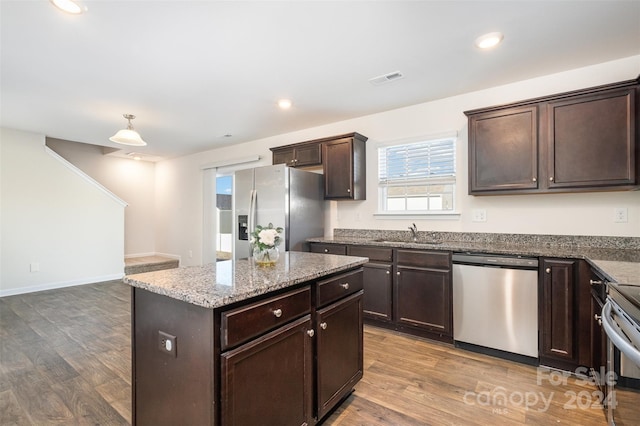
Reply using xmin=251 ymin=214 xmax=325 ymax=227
xmin=253 ymin=246 xmax=279 ymax=266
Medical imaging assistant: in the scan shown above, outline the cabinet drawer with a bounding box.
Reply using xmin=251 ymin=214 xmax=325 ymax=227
xmin=317 ymin=268 xmax=363 ymax=307
xmin=396 ymin=249 xmax=450 ymax=269
xmin=347 ymin=245 xmax=393 ymax=262
xmin=310 ymin=243 xmax=347 ymax=255
xmin=221 ymin=286 xmax=311 ymax=350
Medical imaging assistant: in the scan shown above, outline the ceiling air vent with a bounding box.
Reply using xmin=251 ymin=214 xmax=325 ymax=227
xmin=369 ymin=71 xmax=404 ymax=86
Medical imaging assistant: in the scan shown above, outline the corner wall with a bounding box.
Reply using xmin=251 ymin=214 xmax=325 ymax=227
xmin=1 ymin=128 xmax=126 ymax=296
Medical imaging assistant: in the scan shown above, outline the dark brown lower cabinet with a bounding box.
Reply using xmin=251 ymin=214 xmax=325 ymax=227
xmin=221 ymin=315 xmax=313 ymax=426
xmin=396 ymin=265 xmax=451 ymax=335
xmin=361 ymin=262 xmax=392 ymax=321
xmin=540 ymin=258 xmax=578 ymax=369
xmin=395 ymin=250 xmax=452 ymax=339
xmin=316 ymin=291 xmax=364 ymax=420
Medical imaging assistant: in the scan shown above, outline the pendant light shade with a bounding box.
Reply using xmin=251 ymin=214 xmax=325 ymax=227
xmin=109 ymin=114 xmax=147 ymax=146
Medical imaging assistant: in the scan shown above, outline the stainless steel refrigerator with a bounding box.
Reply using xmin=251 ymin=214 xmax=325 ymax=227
xmin=233 ymin=164 xmax=325 ymax=260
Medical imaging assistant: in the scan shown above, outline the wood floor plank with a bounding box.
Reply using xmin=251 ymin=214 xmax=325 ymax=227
xmin=0 ymin=389 xmax=32 ymax=426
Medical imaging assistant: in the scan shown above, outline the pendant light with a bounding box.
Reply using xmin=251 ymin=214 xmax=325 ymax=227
xmin=109 ymin=114 xmax=147 ymax=146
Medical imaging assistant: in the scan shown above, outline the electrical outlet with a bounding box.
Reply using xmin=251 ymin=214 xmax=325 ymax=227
xmin=158 ymin=331 xmax=177 ymax=357
xmin=472 ymin=209 xmax=487 ymax=222
xmin=614 ymin=207 xmax=628 ymax=223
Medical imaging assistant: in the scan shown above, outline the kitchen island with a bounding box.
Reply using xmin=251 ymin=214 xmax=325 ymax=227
xmin=124 ymin=251 xmax=367 ymax=426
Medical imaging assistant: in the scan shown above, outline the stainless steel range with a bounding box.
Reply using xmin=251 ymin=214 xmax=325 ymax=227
xmin=602 ymin=283 xmax=640 ymax=425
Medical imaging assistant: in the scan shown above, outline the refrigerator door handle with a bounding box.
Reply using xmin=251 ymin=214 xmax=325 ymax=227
xmin=248 ymin=189 xmax=257 ymax=253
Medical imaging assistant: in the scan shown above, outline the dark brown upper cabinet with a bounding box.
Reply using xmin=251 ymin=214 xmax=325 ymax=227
xmin=271 ymin=141 xmax=322 ymax=168
xmin=465 ymin=77 xmax=639 ymax=195
xmin=270 ymin=132 xmax=368 ymax=200
xmin=322 ymin=134 xmax=367 ymax=200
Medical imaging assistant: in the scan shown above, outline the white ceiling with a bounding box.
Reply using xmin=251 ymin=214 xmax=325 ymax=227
xmin=1 ymin=1 xmax=639 ymax=160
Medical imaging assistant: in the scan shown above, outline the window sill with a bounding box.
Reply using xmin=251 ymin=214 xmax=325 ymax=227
xmin=373 ymin=211 xmax=461 ymax=220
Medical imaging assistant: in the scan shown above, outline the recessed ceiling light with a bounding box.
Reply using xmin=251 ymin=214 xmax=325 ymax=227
xmin=474 ymin=32 xmax=504 ymax=49
xmin=50 ymin=0 xmax=85 ymax=15
xmin=278 ymin=99 xmax=292 ymax=110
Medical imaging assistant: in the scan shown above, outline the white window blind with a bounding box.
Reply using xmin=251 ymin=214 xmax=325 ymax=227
xmin=379 ymin=138 xmax=455 ymax=185
xmin=377 ymin=137 xmax=456 ymax=213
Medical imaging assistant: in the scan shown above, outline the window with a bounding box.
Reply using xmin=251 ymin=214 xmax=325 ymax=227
xmin=378 ymin=136 xmax=456 ymax=214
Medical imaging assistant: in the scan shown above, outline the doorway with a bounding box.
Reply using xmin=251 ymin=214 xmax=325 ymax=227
xmin=216 ymin=175 xmax=233 ymax=261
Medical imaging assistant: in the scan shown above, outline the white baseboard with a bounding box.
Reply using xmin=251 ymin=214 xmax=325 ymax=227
xmin=0 ymin=273 xmax=125 ymax=297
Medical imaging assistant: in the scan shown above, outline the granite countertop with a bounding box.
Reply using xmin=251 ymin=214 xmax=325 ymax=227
xmin=123 ymin=251 xmax=368 ymax=309
xmin=307 ymin=232 xmax=640 ymax=286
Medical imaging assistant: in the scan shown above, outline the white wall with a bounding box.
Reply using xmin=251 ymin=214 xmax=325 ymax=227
xmin=0 ymin=128 xmax=126 ymax=296
xmin=155 ymin=56 xmax=640 ymax=266
xmin=46 ymin=138 xmax=156 ymax=256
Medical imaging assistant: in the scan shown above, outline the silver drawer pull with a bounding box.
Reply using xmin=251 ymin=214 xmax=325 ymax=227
xmin=307 ymin=329 xmax=315 ymax=337
xmin=273 ymin=308 xmax=283 ymax=318
xmin=545 ymin=268 xmax=551 ymax=274
xmin=320 ymin=322 xmax=327 ymax=330
xmin=590 ymin=279 xmax=603 ymax=286
xmin=340 ymin=283 xmax=349 ymax=290
xmin=324 ymin=249 xmax=329 ymax=253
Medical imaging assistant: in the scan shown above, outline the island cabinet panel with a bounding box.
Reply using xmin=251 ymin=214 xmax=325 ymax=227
xmin=540 ymin=258 xmax=579 ymax=370
xmin=221 ymin=286 xmax=311 ymax=350
xmin=465 ymin=77 xmax=639 ymax=195
xmin=316 ymin=291 xmax=364 ymax=420
xmin=132 ymin=288 xmax=215 ymax=426
xmin=221 ymin=315 xmax=313 ymax=426
xmin=316 ymin=268 xmax=363 ymax=307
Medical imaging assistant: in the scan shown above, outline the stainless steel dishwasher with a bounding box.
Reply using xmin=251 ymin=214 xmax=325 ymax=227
xmin=452 ymin=253 xmax=539 ymax=362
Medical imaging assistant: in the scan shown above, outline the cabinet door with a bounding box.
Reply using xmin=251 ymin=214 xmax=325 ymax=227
xmin=547 ymin=88 xmax=636 ymax=189
xmin=294 ymin=143 xmax=322 ymax=167
xmin=316 ymin=291 xmax=363 ymax=420
xmin=362 ymin=262 xmax=392 ymax=321
xmin=540 ymin=259 xmax=577 ymax=364
xmin=221 ymin=315 xmax=313 ymax=426
xmin=395 ymin=265 xmax=451 ymax=335
xmin=323 ymin=138 xmax=354 ymax=199
xmin=468 ymin=106 xmax=539 ymax=193
xmin=272 ymin=148 xmax=295 ymax=166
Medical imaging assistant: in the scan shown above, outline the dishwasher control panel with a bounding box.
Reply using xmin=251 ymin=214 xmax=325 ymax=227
xmin=452 ymin=253 xmax=538 ymax=269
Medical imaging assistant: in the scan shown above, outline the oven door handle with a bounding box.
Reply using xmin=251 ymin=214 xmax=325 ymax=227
xmin=602 ymin=300 xmax=640 ymax=367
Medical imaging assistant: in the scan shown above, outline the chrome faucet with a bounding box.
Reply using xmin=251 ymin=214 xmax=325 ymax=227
xmin=408 ymin=223 xmax=418 ymax=241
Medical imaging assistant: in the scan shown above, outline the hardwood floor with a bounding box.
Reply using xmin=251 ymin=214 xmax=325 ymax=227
xmin=1 ymin=281 xmax=607 ymax=425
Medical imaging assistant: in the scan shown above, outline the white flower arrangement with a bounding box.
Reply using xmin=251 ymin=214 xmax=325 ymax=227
xmin=250 ymin=223 xmax=283 ymax=250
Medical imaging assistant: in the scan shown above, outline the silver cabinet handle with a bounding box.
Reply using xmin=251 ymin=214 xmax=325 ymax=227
xmin=324 ymin=248 xmax=329 ymax=253
xmin=594 ymin=313 xmax=602 ymax=326
xmin=273 ymin=308 xmax=282 ymax=318
xmin=347 ymin=188 xmax=351 ymax=193
xmin=549 ymin=176 xmax=554 ymax=181
xmin=397 ymin=272 xmax=400 ymax=276
xmin=590 ymin=279 xmax=603 ymax=286
xmin=340 ymin=283 xmax=349 ymax=290
xmin=545 ymin=268 xmax=551 ymax=274
xmin=307 ymin=329 xmax=315 ymax=337
xmin=320 ymin=322 xmax=327 ymax=330
xmin=532 ymin=177 xmax=537 ymax=182
xmin=386 ymin=270 xmax=390 ymax=275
